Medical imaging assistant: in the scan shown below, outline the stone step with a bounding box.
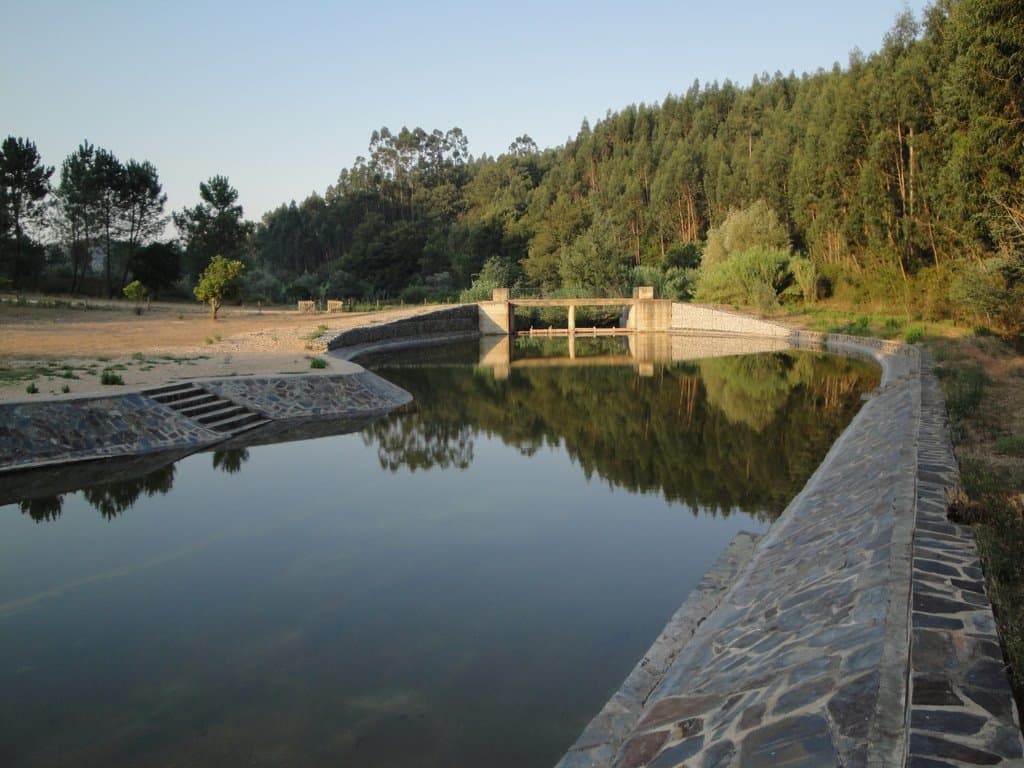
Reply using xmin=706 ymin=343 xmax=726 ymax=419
xmin=143 ymin=382 xmax=195 ymax=398
xmin=147 ymin=384 xmax=207 ymax=405
xmin=203 ymin=411 xmax=269 ymax=433
xmin=194 ymin=404 xmax=248 ymax=425
xmin=178 ymin=397 xmax=231 ymax=417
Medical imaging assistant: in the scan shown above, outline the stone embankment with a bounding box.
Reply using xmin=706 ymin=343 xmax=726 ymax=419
xmin=327 ymin=304 xmax=480 ymax=359
xmin=0 ymin=372 xmax=411 ymax=475
xmin=557 ymin=329 xmax=1024 ymax=768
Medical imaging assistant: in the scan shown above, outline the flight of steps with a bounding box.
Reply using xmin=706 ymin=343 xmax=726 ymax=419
xmin=143 ymin=382 xmax=270 ymax=435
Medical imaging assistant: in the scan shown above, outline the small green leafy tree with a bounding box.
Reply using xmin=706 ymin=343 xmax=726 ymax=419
xmin=194 ymin=255 xmax=245 ymax=319
xmin=123 ymin=279 xmax=146 ymax=302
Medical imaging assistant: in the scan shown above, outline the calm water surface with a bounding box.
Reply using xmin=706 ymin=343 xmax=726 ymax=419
xmin=0 ymin=341 xmax=879 ymax=767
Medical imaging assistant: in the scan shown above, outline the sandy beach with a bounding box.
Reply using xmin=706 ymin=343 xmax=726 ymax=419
xmin=0 ymin=298 xmax=447 ymax=402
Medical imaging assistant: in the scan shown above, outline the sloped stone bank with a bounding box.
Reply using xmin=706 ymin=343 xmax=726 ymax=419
xmin=559 ymin=334 xmax=1024 ymax=768
xmin=0 ymin=372 xmax=411 ymax=474
xmin=327 ymin=305 xmax=480 ymax=359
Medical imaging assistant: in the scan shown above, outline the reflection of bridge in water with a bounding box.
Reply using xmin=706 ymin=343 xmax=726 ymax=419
xmin=478 ymin=333 xmax=795 ymax=379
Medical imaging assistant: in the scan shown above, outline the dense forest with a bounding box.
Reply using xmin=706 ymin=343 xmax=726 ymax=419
xmin=1 ymin=0 xmax=1021 ymax=332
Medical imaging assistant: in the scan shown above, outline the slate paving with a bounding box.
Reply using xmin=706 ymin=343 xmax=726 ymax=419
xmin=905 ymin=354 xmax=1023 ymax=767
xmin=560 ymin=337 xmax=1024 ymax=768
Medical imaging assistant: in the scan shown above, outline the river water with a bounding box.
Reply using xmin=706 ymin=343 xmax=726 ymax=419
xmin=0 ymin=338 xmax=878 ymax=767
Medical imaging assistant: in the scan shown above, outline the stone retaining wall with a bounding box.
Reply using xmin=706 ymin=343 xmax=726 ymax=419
xmin=327 ymin=305 xmax=480 ymax=358
xmin=671 ymin=304 xmax=791 ymax=337
xmin=0 ymin=372 xmax=411 ymax=474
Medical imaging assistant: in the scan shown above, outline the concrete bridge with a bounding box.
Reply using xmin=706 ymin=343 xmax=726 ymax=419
xmin=478 ymin=287 xmax=673 ymax=335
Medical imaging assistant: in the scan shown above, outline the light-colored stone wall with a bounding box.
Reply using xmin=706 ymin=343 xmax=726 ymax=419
xmin=671 ymin=303 xmax=791 ymax=337
xmin=478 ymin=301 xmax=513 ymax=335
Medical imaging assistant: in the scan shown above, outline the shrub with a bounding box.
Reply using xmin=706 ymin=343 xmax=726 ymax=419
xmin=25 ymin=382 xmax=38 ymax=394
xmin=100 ymin=368 xmax=124 ymax=385
xmin=903 ymin=326 xmax=925 ymax=344
xmin=703 ymin=201 xmax=790 ymax=268
xmin=309 ymin=357 xmax=327 ymax=369
xmin=694 ymin=246 xmax=792 ymax=310
xmin=949 ymin=254 xmax=1024 ymax=338
xmin=460 ymin=256 xmax=518 ymax=302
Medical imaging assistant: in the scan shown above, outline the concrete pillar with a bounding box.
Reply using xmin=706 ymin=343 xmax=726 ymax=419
xmin=479 ymin=289 xmax=513 ymax=336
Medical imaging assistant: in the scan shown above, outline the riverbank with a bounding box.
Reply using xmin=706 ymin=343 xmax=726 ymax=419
xmin=0 ymin=298 xmax=451 ymax=402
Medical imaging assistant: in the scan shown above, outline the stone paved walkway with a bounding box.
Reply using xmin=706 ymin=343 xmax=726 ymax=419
xmin=558 ymin=337 xmax=1024 ymax=768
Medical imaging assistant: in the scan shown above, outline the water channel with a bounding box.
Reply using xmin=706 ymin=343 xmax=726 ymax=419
xmin=0 ymin=337 xmax=879 ymax=767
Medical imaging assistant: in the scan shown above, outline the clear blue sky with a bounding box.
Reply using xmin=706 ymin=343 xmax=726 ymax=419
xmin=3 ymin=0 xmax=928 ymax=225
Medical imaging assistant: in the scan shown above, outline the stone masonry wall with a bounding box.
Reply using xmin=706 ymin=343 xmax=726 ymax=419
xmin=671 ymin=304 xmax=791 ymax=337
xmin=327 ymin=305 xmax=479 ymax=354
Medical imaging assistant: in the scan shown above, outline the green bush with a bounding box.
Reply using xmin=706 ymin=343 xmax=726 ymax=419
xmin=903 ymin=325 xmax=925 ymax=344
xmin=694 ymin=246 xmax=793 ymax=310
xmin=309 ymin=357 xmax=327 ymax=369
xmin=703 ymin=201 xmax=790 ymax=268
xmin=100 ymin=368 xmax=124 ymax=385
xmin=25 ymin=382 xmax=38 ymax=394
xmin=949 ymin=255 xmax=1024 ymax=338
xmin=460 ymin=257 xmax=518 ymax=302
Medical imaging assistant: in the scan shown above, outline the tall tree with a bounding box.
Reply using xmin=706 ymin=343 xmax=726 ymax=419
xmin=91 ymin=147 xmax=125 ymax=296
xmin=118 ymin=160 xmax=167 ymax=289
xmin=173 ymin=175 xmax=252 ymax=277
xmin=0 ymin=136 xmax=53 ymax=287
xmin=54 ymin=141 xmax=98 ymax=294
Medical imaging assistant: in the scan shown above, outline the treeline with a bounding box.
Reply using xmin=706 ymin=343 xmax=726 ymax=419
xmin=1 ymin=0 xmax=1021 ymax=331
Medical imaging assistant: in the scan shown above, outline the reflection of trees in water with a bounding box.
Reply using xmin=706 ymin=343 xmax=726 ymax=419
xmin=18 ymin=463 xmax=178 ymax=523
xmin=20 ymin=495 xmax=63 ymax=522
xmin=699 ymin=354 xmax=796 ymax=432
xmin=81 ymin=464 xmax=176 ymax=520
xmin=364 ymin=413 xmax=474 ymax=471
xmin=212 ymin=448 xmax=250 ymax=474
xmin=365 ymin=353 xmax=878 ymax=518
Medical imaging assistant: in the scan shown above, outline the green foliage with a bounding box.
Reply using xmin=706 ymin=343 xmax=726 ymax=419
xmin=25 ymin=382 xmax=38 ymax=394
xmin=703 ymin=201 xmax=790 ymax=268
xmin=173 ymin=175 xmax=252 ymax=279
xmin=460 ymin=256 xmax=517 ymax=302
xmin=903 ymin=325 xmax=925 ymax=344
xmin=695 ymin=246 xmax=794 ymax=310
xmin=100 ymin=368 xmax=124 ymax=385
xmin=122 ymin=279 xmax=147 ymax=302
xmin=630 ymin=265 xmax=696 ymax=301
xmin=194 ymin=255 xmax=245 ymax=319
xmin=949 ymin=254 xmax=1024 ymax=338
xmin=309 ymin=357 xmax=327 ymax=369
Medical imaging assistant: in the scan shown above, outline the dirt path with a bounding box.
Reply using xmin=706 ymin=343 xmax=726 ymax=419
xmin=0 ymin=298 xmax=450 ymax=402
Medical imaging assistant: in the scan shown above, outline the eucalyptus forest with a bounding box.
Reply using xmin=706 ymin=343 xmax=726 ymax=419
xmin=1 ymin=0 xmax=1021 ymax=334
